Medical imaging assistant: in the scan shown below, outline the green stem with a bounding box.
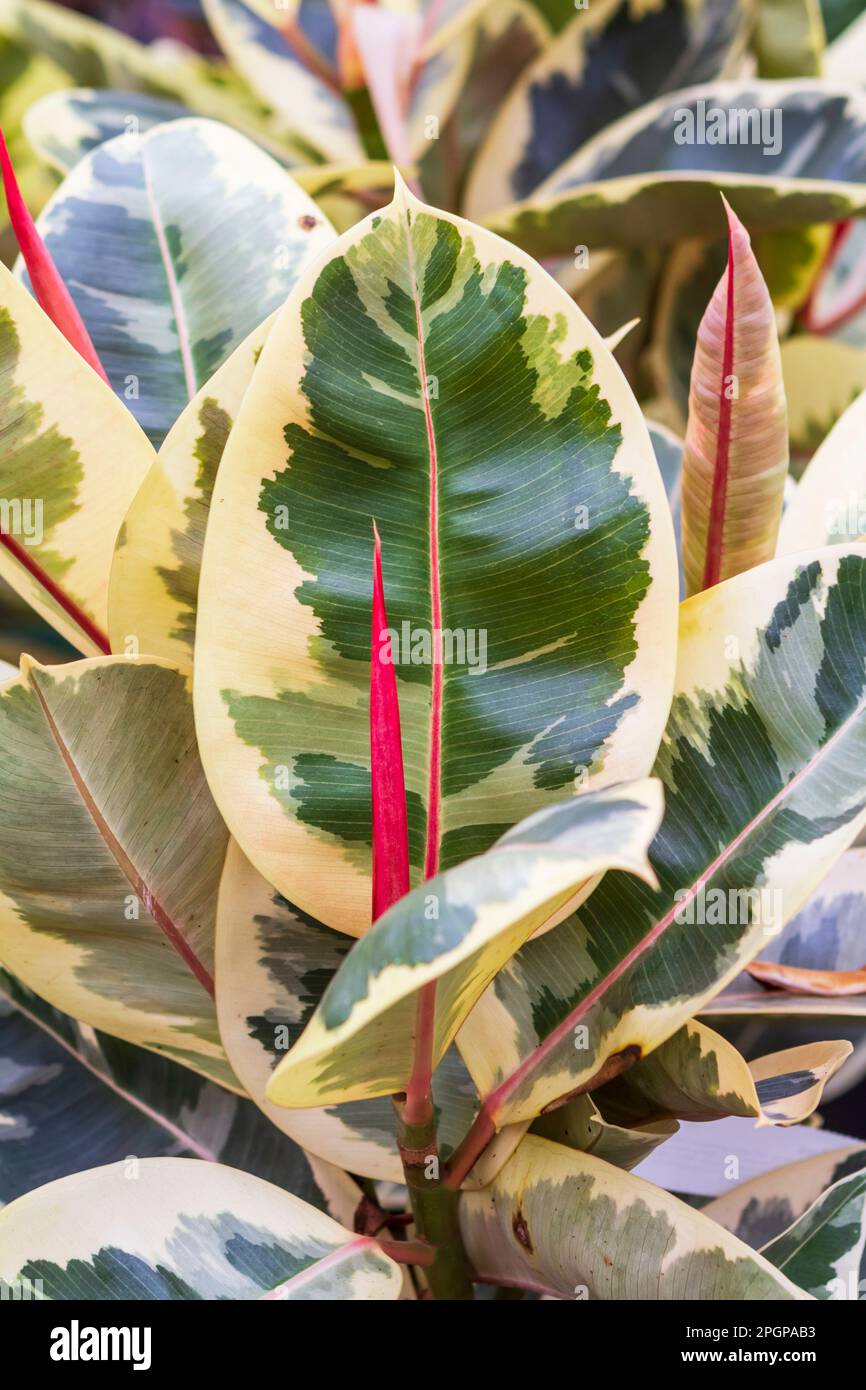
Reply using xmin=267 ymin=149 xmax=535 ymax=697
xmin=392 ymin=1098 xmax=474 ymax=1300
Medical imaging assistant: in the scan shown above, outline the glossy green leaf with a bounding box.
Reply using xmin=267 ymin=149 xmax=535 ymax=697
xmin=0 ymin=1158 xmax=401 ymax=1299
xmin=825 ymin=0 xmax=866 ymax=73
xmin=822 ymin=0 xmax=866 ymax=45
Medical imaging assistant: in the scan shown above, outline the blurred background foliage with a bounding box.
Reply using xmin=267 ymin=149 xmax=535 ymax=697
xmin=3 ymin=0 xmax=866 ymax=1133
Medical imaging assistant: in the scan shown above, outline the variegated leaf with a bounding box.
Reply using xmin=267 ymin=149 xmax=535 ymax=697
xmin=216 ymin=838 xmax=481 ymax=1183
xmin=596 ymin=1019 xmax=851 ymax=1127
xmin=108 ymin=316 xmax=278 ymax=671
xmin=0 ymin=656 xmax=236 ymax=1089
xmin=0 ymin=33 xmax=67 ymax=264
xmin=464 ymin=0 xmax=748 ymax=219
xmin=458 ymin=1135 xmax=811 ymax=1299
xmin=194 ymin=175 xmax=679 ymax=938
xmin=681 ymin=200 xmax=788 ymax=594
xmin=0 ymin=1158 xmax=401 ymax=1299
xmin=648 ymin=420 xmax=685 ymax=596
xmin=825 ymin=1 xmax=866 ymax=76
xmin=416 ymin=0 xmax=548 ymax=209
xmin=779 ymin=386 xmax=866 ymax=553
xmin=265 ymin=780 xmax=663 ymax=1110
xmin=0 ymin=261 xmax=154 ymax=656
xmin=22 ymin=117 xmax=335 ymax=447
xmin=753 ymin=0 xmax=826 ymax=77
xmin=702 ymin=1145 xmax=866 ymax=1247
xmin=762 ymin=1168 xmax=866 ymax=1298
xmin=0 ymin=0 xmax=283 ymax=143
xmin=531 ymin=1092 xmax=678 ymax=1171
xmin=782 ymin=336 xmax=866 ymax=473
xmin=456 ymin=545 xmax=866 ymax=1140
xmin=0 ymin=967 xmax=357 ymax=1219
xmin=23 ymin=88 xmax=191 ymax=174
xmin=203 ymin=0 xmax=362 ymax=163
xmin=706 ymin=849 xmax=866 ymax=1020
xmin=802 ymin=218 xmax=866 ymax=346
xmin=484 ymin=82 xmax=866 ymax=259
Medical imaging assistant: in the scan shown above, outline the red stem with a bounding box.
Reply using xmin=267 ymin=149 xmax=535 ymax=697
xmin=279 ymin=17 xmax=340 ymax=91
xmin=0 ymin=129 xmax=109 ymax=384
xmin=0 ymin=531 xmax=111 ymax=654
xmin=377 ymin=1238 xmax=435 ymax=1267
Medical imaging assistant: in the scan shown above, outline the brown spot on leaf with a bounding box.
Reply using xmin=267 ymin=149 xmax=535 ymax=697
xmin=539 ymin=1045 xmax=643 ymax=1114
xmin=512 ymin=1208 xmax=533 ymax=1252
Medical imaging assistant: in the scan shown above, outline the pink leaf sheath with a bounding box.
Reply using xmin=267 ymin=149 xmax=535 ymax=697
xmin=681 ymin=196 xmax=788 ymax=595
xmin=747 ymin=959 xmax=866 ymax=997
xmin=352 ymin=3 xmax=421 ymax=166
xmin=370 ymin=523 xmax=436 ymax=1129
xmin=0 ymin=129 xmax=110 ymax=384
xmin=370 ymin=521 xmax=410 ymax=923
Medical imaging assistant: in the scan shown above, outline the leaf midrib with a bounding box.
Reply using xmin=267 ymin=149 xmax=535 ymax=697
xmin=28 ymin=670 xmax=216 ymax=998
xmin=488 ymin=690 xmax=866 ymax=1121
xmin=0 ymin=984 xmax=218 ymax=1161
xmin=141 ymin=144 xmax=197 ymax=403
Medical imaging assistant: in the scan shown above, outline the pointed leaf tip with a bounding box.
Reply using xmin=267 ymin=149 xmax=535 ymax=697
xmin=681 ymin=200 xmax=788 ymax=595
xmin=0 ymin=129 xmax=110 ymax=384
xmin=370 ymin=522 xmax=410 ymax=923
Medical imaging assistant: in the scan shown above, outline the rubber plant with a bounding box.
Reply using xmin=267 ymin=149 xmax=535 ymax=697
xmin=1 ymin=110 xmax=866 ymax=1302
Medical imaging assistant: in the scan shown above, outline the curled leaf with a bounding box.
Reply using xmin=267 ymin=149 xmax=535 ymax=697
xmin=747 ymin=959 xmax=866 ymax=996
